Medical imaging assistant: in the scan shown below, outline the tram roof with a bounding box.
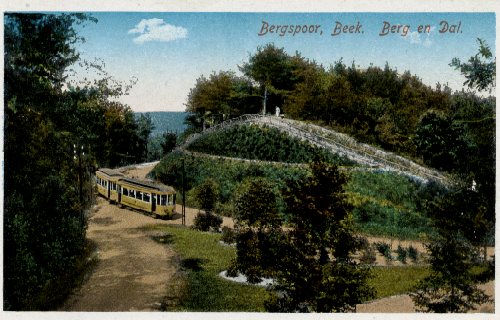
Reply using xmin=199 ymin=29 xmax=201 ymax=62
xmin=118 ymin=177 xmax=176 ymax=193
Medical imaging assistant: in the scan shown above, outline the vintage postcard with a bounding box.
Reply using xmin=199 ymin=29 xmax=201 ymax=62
xmin=2 ymin=1 xmax=498 ymax=319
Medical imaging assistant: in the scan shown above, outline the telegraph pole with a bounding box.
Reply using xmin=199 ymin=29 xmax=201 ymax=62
xmin=263 ymin=86 xmax=267 ymax=115
xmin=181 ymin=157 xmax=186 ymax=226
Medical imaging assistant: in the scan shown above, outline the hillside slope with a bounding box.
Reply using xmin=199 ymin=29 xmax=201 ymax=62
xmin=182 ymin=115 xmax=451 ymax=185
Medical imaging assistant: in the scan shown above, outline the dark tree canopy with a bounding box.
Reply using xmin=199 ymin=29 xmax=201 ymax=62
xmin=230 ymin=161 xmax=374 ymax=312
xmin=411 ymin=187 xmax=493 ymax=313
xmin=4 ymin=13 xmax=152 ymax=310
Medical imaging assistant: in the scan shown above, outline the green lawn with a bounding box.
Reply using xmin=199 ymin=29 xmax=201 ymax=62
xmin=369 ymin=266 xmax=430 ymax=298
xmin=146 ymin=224 xmax=268 ymax=311
xmin=146 ymin=224 xmax=430 ymax=311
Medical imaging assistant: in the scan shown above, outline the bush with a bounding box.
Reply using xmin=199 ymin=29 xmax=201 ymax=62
xmin=396 ymin=245 xmax=408 ymax=264
xmin=193 ymin=212 xmax=223 ymax=232
xmin=374 ymin=242 xmax=392 ymax=261
xmin=408 ymin=245 xmax=419 ymax=262
xmin=221 ymin=226 xmax=236 ymax=244
xmin=215 ymin=202 xmax=234 ymax=217
xmin=359 ymin=245 xmax=377 ymax=265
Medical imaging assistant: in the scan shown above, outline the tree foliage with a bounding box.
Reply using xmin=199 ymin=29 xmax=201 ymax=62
xmin=229 ymin=161 xmax=374 ymax=312
xmin=411 ymin=187 xmax=493 ymax=312
xmin=184 ymin=43 xmax=494 ymax=190
xmin=450 ymin=38 xmax=496 ymax=92
xmin=4 ymin=13 xmax=151 ymax=310
xmin=161 ymin=132 xmax=178 ymax=155
xmin=185 ymin=71 xmax=261 ymax=128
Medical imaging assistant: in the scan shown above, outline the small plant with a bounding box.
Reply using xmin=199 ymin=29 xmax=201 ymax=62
xmin=375 ymin=241 xmax=392 ymax=261
xmin=396 ymin=245 xmax=408 ymax=264
xmin=193 ymin=212 xmax=223 ymax=232
xmin=408 ymin=245 xmax=419 ymax=262
xmin=359 ymin=245 xmax=377 ymax=265
xmin=221 ymin=226 xmax=237 ymax=244
xmin=356 ymin=236 xmax=376 ymax=265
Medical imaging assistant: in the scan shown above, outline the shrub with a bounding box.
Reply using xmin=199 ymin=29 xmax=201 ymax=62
xmin=221 ymin=226 xmax=236 ymax=244
xmin=193 ymin=212 xmax=223 ymax=232
xmin=215 ymin=201 xmax=234 ymax=218
xmin=360 ymin=245 xmax=377 ymax=265
xmin=396 ymin=245 xmax=408 ymax=264
xmin=374 ymin=242 xmax=392 ymax=261
xmin=408 ymin=245 xmax=419 ymax=262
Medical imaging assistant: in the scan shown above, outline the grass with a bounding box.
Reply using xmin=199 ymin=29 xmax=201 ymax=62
xmin=145 ymin=224 xmax=267 ymax=311
xmin=144 ymin=224 xmax=433 ymax=311
xmin=369 ymin=266 xmax=430 ymax=299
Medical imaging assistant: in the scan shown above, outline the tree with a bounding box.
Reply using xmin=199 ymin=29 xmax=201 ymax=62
xmin=240 ymin=44 xmax=297 ymax=114
xmin=284 ymin=58 xmax=329 ymax=120
xmin=231 ymin=161 xmax=374 ymax=312
xmin=161 ymin=132 xmax=178 ymax=155
xmin=411 ymin=187 xmax=493 ymax=312
xmin=4 ymin=13 xmax=96 ymax=310
xmin=414 ymin=110 xmax=467 ymax=171
xmin=450 ymin=38 xmax=496 ymax=93
xmin=185 ymin=71 xmax=257 ymax=127
xmin=230 ymin=178 xmax=283 ymax=283
xmin=268 ymin=161 xmax=374 ymax=312
xmin=135 ymin=113 xmax=155 ymax=162
xmin=193 ymin=178 xmax=222 ymax=232
xmin=4 ymin=13 xmax=144 ymax=310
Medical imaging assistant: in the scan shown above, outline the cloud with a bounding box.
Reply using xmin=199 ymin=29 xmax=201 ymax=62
xmin=404 ymin=26 xmax=435 ymax=47
xmin=128 ymin=18 xmax=187 ymax=44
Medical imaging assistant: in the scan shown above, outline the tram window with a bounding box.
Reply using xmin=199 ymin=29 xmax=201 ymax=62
xmin=136 ymin=191 xmax=143 ymax=200
xmin=161 ymin=195 xmax=167 ymax=206
xmin=123 ymin=188 xmax=128 ymax=196
xmin=157 ymin=195 xmax=160 ymax=205
xmin=169 ymin=194 xmax=174 ymax=205
xmin=130 ymin=190 xmax=135 ymax=198
xmin=143 ymin=193 xmax=150 ymax=203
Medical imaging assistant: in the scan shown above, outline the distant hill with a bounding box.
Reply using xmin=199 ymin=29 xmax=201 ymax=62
xmin=135 ymin=111 xmax=187 ymax=136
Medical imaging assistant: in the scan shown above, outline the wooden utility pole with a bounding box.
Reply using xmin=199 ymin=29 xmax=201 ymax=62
xmin=263 ymin=86 xmax=267 ymax=115
xmin=182 ymin=157 xmax=186 ymax=226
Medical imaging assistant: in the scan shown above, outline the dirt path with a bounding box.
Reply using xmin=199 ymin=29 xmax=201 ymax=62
xmin=60 ymin=197 xmax=175 ymax=311
xmin=60 ymin=164 xmax=231 ymax=311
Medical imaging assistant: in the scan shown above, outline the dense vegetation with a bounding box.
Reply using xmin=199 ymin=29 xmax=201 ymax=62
xmin=187 ymin=124 xmax=351 ymax=165
xmin=153 ymin=150 xmax=435 ymax=240
xmin=185 ymin=44 xmax=494 ymax=231
xmin=230 ymin=162 xmax=374 ymax=312
xmin=347 ymin=171 xmax=432 ymax=240
xmin=152 ymin=150 xmax=308 ymax=215
xmin=4 ymin=13 xmax=155 ymax=310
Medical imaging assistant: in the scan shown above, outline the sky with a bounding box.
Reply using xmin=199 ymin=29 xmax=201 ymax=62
xmin=70 ymin=12 xmax=496 ymax=112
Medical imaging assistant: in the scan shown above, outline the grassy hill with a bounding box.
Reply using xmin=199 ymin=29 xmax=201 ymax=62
xmin=153 ymin=122 xmax=437 ymax=240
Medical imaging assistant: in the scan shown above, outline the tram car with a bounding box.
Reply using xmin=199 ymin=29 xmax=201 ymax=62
xmin=95 ymin=168 xmax=176 ymax=219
